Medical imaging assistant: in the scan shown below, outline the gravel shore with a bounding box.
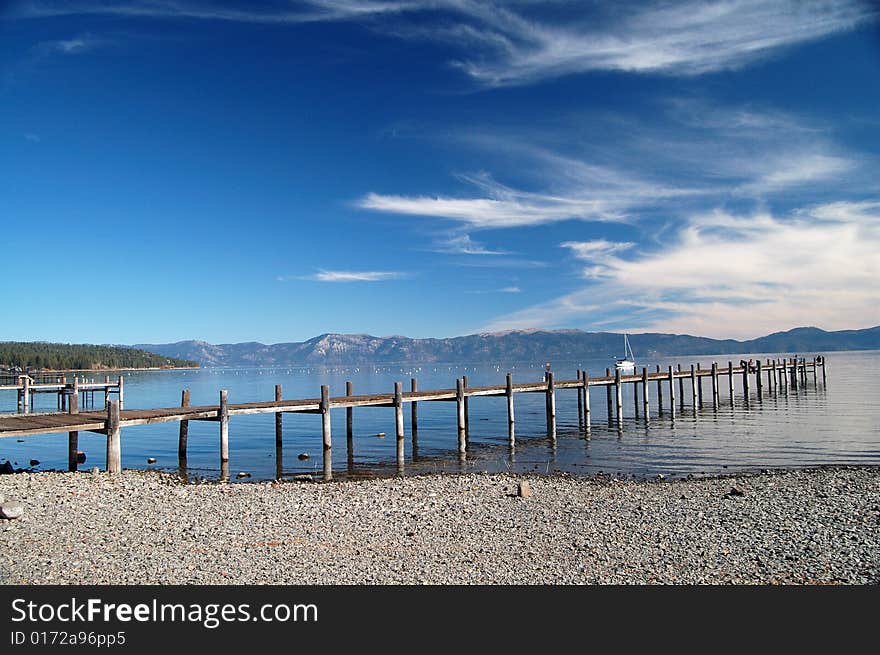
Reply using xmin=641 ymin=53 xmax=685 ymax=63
xmin=1 ymin=467 xmax=878 ymax=584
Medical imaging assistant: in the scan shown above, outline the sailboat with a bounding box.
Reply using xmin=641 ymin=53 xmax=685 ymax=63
xmin=615 ymin=334 xmax=636 ymax=373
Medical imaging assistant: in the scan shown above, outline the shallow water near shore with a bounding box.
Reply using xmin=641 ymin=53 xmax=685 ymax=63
xmin=2 ymin=350 xmax=879 ymax=482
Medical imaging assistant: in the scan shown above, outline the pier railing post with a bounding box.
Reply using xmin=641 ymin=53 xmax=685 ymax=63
xmin=117 ymin=375 xmax=124 ymax=409
xmin=690 ymin=364 xmax=697 ymax=409
xmin=106 ymin=399 xmax=121 ymax=474
xmin=821 ymin=355 xmax=827 ymax=384
xmin=655 ymin=365 xmax=663 ymax=415
xmin=463 ymin=375 xmax=470 ymax=436
xmin=345 ymin=381 xmax=353 ymax=443
xmin=678 ymin=364 xmax=684 ymax=410
xmin=614 ymin=368 xmax=623 ymax=427
xmin=756 ymin=360 xmax=763 ymax=399
xmin=456 ymin=378 xmax=466 ymax=453
xmin=22 ymin=376 xmax=30 ymax=415
xmin=696 ymin=364 xmax=703 ymax=407
xmin=410 ymin=378 xmax=418 ymax=438
xmin=321 ymin=384 xmax=332 ymax=481
xmin=632 ymin=371 xmax=639 ymax=418
xmin=546 ymin=371 xmax=556 ymax=437
xmin=711 ymin=362 xmax=719 ymax=409
xmin=71 ymin=377 xmax=79 ymax=414
xmin=728 ymin=361 xmax=735 ymax=403
xmin=582 ymin=370 xmax=590 ymax=432
xmin=394 ymin=381 xmax=405 ymax=470
xmin=668 ymin=365 xmax=676 ymax=418
xmin=219 ymin=390 xmax=230 ymax=470
xmin=506 ymin=373 xmax=515 ymax=445
xmin=104 ymin=375 xmax=111 ymax=408
xmin=771 ymin=359 xmax=778 ymax=394
xmin=178 ymin=389 xmax=190 ymax=460
xmin=811 ymin=357 xmax=817 ymax=386
xmin=605 ymin=368 xmax=613 ymax=422
xmin=68 ymin=380 xmax=79 ymax=472
xmin=576 ymin=369 xmax=583 ymax=421
xmin=641 ymin=367 xmax=649 ymax=420
xmin=274 ymin=384 xmax=283 ymax=450
xmin=742 ymin=363 xmax=750 ymax=404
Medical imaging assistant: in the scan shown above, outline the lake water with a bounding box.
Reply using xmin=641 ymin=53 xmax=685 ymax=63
xmin=2 ymin=350 xmax=879 ymax=482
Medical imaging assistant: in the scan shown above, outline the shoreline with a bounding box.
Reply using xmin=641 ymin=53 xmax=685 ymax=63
xmin=6 ymin=365 xmax=200 ymax=375
xmin=2 ymin=465 xmax=877 ymax=584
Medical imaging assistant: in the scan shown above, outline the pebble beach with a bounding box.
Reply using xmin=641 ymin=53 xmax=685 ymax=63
xmin=1 ymin=467 xmax=878 ymax=585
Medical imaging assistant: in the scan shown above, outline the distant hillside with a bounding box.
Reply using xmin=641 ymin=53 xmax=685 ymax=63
xmin=0 ymin=342 xmax=198 ymax=371
xmin=134 ymin=325 xmax=880 ymax=367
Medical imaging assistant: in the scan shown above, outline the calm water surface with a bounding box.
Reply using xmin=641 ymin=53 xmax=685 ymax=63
xmin=2 ymin=351 xmax=878 ymax=482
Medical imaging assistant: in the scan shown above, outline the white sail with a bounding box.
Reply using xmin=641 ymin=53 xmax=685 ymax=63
xmin=615 ymin=334 xmax=636 ymax=372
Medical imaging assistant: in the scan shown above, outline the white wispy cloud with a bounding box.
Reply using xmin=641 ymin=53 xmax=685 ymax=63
xmin=33 ymin=34 xmax=103 ymax=56
xmin=358 ymin=100 xmax=863 ymax=231
xmin=11 ymin=1 xmax=875 ymax=85
xmin=481 ymin=202 xmax=880 ymax=339
xmin=357 ymin=163 xmax=697 ymax=229
xmin=447 ymin=0 xmax=875 ymax=85
xmin=430 ymin=233 xmax=509 ymax=255
xmin=466 ymin=285 xmax=521 ymax=295
xmin=297 ymin=269 xmax=407 ymax=282
xmin=11 ymin=0 xmax=417 ymax=24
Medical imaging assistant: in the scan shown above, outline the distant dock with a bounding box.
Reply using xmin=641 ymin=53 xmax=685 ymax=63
xmin=0 ymin=356 xmax=826 ymax=480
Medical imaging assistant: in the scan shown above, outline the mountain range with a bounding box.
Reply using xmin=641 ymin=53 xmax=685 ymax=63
xmin=133 ymin=325 xmax=880 ymax=367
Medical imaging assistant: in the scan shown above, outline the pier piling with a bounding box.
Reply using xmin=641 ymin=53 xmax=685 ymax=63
xmin=605 ymin=368 xmax=613 ymax=423
xmin=582 ymin=370 xmax=591 ymax=433
xmin=394 ymin=381 xmax=404 ymax=470
xmin=219 ymin=390 xmax=229 ymax=466
xmin=411 ymin=378 xmax=418 ymax=438
xmin=711 ymin=362 xmax=719 ymax=409
xmin=178 ymin=389 xmax=190 ymax=460
xmin=106 ymin=399 xmax=121 ymax=474
xmin=67 ymin=383 xmax=79 ymax=472
xmin=456 ymin=378 xmax=466 ymax=453
xmin=506 ymin=373 xmax=515 ymax=445
xmin=321 ymin=384 xmax=332 ymax=481
xmin=614 ymin=369 xmax=623 ymax=427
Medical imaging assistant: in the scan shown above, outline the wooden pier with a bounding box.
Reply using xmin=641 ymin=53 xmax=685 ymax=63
xmin=0 ymin=356 xmax=826 ymax=481
xmin=0 ymin=374 xmax=123 ymax=414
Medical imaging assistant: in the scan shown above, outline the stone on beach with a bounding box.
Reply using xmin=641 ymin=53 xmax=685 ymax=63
xmin=0 ymin=500 xmax=24 ymax=520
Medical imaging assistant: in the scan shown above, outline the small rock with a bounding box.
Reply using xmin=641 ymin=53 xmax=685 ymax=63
xmin=292 ymin=474 xmax=313 ymax=482
xmin=376 ymin=432 xmax=386 ymax=438
xmin=518 ymin=480 xmax=532 ymax=498
xmin=727 ymin=487 xmax=744 ymax=497
xmin=146 ymin=457 xmax=157 ymax=464
xmin=0 ymin=500 xmax=24 ymax=520
xmin=0 ymin=461 xmax=14 ymax=475
xmin=236 ymin=471 xmax=251 ymax=479
xmin=16 ymin=439 xmax=24 ymax=443
xmin=297 ymin=453 xmax=310 ymax=461
xmin=29 ymin=459 xmax=40 ymax=467
xmin=657 ymin=474 xmax=666 ymax=481
xmin=90 ymin=466 xmax=100 ymax=476
xmin=76 ymin=452 xmax=87 ymax=464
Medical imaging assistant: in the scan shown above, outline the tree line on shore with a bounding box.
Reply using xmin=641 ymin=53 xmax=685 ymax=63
xmin=0 ymin=342 xmax=198 ymax=371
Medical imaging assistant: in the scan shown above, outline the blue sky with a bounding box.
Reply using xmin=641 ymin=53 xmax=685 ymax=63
xmin=1 ymin=1 xmax=879 ymax=344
